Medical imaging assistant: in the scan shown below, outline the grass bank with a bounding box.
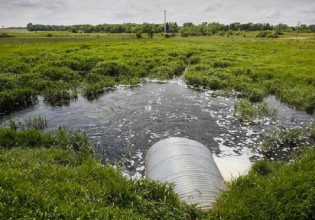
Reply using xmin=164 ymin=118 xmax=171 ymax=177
xmin=208 ymin=147 xmax=315 ymax=219
xmin=0 ymin=122 xmax=314 ymax=219
xmin=0 ymin=126 xmax=203 ymax=219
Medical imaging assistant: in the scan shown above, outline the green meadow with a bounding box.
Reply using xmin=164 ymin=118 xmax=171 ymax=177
xmin=0 ymin=33 xmax=314 ymax=219
xmin=1 ymin=33 xmax=314 ymax=114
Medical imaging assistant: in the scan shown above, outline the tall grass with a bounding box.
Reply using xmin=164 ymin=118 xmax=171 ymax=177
xmin=208 ymin=148 xmax=315 ymax=219
xmin=0 ymin=125 xmax=204 ymax=219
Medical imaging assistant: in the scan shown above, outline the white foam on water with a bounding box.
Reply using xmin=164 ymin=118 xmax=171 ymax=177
xmin=213 ymin=137 xmax=262 ymax=181
xmin=213 ymin=155 xmax=250 ymax=181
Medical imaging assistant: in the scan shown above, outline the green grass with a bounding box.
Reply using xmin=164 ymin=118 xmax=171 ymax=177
xmin=234 ymin=100 xmax=277 ymax=122
xmin=0 ymin=35 xmax=314 ymax=114
xmin=0 ymin=147 xmax=202 ymax=220
xmin=208 ymin=148 xmax=315 ymax=219
xmin=0 ymin=125 xmax=203 ymax=220
xmin=0 ymin=119 xmax=314 ymax=219
xmin=1 ymin=129 xmax=313 ymax=219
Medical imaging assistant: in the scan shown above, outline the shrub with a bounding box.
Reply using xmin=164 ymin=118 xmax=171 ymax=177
xmin=181 ymin=32 xmax=190 ymax=37
xmin=256 ymin=30 xmax=278 ymax=38
xmin=135 ymin=32 xmax=142 ymax=38
xmin=164 ymin=33 xmax=172 ymax=38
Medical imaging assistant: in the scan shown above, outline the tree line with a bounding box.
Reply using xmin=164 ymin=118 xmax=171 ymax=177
xmin=26 ymin=22 xmax=315 ymax=35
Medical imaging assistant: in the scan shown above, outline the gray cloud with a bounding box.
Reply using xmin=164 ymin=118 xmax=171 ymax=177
xmin=0 ymin=0 xmax=314 ymax=27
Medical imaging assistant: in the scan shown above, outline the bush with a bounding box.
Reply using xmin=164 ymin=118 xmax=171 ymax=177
xmin=135 ymin=32 xmax=142 ymax=38
xmin=164 ymin=33 xmax=172 ymax=38
xmin=256 ymin=30 xmax=278 ymax=38
xmin=181 ymin=32 xmax=190 ymax=37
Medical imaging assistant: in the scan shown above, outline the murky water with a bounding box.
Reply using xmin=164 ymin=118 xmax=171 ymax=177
xmin=0 ymin=78 xmax=313 ymax=180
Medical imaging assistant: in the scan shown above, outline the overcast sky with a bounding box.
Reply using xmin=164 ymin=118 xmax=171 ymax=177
xmin=1 ymin=0 xmax=314 ymax=27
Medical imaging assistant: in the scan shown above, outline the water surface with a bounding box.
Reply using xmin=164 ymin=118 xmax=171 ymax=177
xmin=1 ymin=78 xmax=313 ymax=180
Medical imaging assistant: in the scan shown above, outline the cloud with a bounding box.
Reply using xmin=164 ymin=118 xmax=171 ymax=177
xmin=300 ymin=2 xmax=315 ymax=13
xmin=203 ymin=0 xmax=223 ymax=12
xmin=258 ymin=8 xmax=280 ymax=19
xmin=7 ymin=0 xmax=68 ymax=8
xmin=0 ymin=0 xmax=314 ymax=27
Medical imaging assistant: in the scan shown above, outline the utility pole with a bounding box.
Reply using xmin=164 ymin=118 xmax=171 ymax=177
xmin=164 ymin=10 xmax=167 ymax=34
xmin=296 ymin=21 xmax=300 ymax=39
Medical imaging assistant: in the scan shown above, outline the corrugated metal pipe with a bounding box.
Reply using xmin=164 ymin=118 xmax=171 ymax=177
xmin=145 ymin=137 xmax=225 ymax=210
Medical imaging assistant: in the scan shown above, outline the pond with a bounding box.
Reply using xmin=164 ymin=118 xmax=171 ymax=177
xmin=0 ymin=77 xmax=313 ymax=180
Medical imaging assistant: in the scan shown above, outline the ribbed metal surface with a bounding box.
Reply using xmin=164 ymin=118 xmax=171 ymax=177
xmin=145 ymin=137 xmax=225 ymax=209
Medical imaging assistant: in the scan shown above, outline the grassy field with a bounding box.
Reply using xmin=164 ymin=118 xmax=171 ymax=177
xmin=0 ymin=34 xmax=314 ymax=219
xmin=0 ymin=34 xmax=314 ymax=115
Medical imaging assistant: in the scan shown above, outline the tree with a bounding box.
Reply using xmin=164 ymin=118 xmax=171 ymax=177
xmin=70 ymin=27 xmax=78 ymax=33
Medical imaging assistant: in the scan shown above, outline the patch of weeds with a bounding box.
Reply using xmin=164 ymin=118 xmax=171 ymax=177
xmin=234 ymin=100 xmax=277 ymax=122
xmin=8 ymin=115 xmax=47 ymax=131
xmin=254 ymin=128 xmax=310 ymax=159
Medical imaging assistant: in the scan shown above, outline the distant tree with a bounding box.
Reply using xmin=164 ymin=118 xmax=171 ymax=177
xmin=263 ymin=23 xmax=273 ymax=30
xmin=183 ymin=22 xmax=194 ymax=27
xmin=240 ymin=23 xmax=252 ymax=31
xmin=26 ymin=23 xmax=33 ymax=30
xmin=165 ymin=22 xmax=170 ymax=33
xmin=230 ymin=22 xmax=240 ymax=31
xmin=309 ymin=24 xmax=315 ymax=32
xmin=70 ymin=27 xmax=78 ymax=33
xmin=168 ymin=22 xmax=179 ymax=33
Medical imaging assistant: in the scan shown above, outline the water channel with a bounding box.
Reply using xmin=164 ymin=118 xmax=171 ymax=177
xmin=0 ymin=77 xmax=313 ymax=180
